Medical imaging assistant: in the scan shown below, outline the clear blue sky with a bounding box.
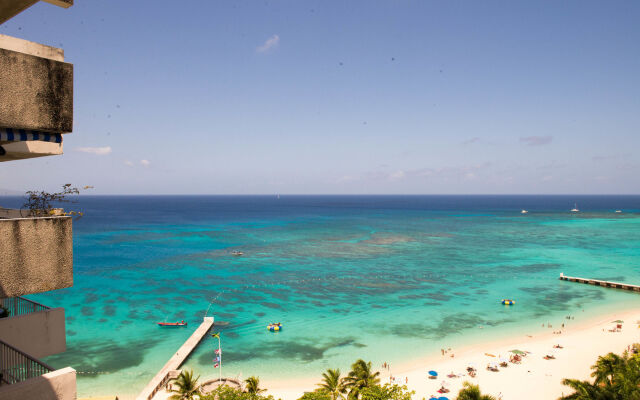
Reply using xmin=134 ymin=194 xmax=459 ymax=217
xmin=2 ymin=1 xmax=639 ymax=194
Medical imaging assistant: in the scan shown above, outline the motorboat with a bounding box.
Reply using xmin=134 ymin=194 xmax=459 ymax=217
xmin=231 ymin=250 xmax=244 ymax=256
xmin=521 ymin=209 xmax=528 ymax=214
xmin=157 ymin=320 xmax=187 ymax=327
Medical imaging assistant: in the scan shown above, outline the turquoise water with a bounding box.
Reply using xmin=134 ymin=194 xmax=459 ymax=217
xmin=4 ymin=195 xmax=639 ymax=398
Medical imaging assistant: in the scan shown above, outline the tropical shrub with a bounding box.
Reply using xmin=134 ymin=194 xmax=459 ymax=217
xmin=360 ymin=384 xmax=414 ymax=400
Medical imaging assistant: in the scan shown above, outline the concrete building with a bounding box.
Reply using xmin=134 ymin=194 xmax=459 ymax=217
xmin=0 ymin=1 xmax=77 ymax=399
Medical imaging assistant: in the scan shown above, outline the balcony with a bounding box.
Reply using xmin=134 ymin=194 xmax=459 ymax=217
xmin=0 ymin=339 xmax=76 ymax=400
xmin=0 ymin=34 xmax=72 ymax=161
xmin=0 ymin=296 xmax=66 ymax=359
xmin=0 ymin=211 xmax=73 ymax=298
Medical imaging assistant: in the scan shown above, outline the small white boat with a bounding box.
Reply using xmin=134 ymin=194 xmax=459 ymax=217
xmin=231 ymin=250 xmax=244 ymax=256
xmin=521 ymin=209 xmax=528 ymax=214
xmin=570 ymin=203 xmax=579 ymax=213
xmin=615 ymin=210 xmax=622 ymax=213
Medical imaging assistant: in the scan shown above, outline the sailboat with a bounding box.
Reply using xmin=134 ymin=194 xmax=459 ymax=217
xmin=521 ymin=209 xmax=528 ymax=214
xmin=571 ymin=203 xmax=579 ymax=212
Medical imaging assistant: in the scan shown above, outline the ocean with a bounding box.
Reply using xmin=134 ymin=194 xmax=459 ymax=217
xmin=2 ymin=195 xmax=639 ymax=398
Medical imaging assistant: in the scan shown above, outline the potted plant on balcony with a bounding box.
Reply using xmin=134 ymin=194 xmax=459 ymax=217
xmin=22 ymin=183 xmax=90 ymax=218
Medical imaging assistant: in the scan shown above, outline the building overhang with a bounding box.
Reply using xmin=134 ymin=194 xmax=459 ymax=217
xmin=0 ymin=0 xmax=73 ymax=25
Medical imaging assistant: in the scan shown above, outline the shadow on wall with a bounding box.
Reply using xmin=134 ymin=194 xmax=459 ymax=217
xmin=0 ymin=367 xmax=77 ymax=400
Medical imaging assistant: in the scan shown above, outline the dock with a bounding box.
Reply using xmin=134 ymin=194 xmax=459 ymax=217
xmin=559 ymin=273 xmax=640 ymax=292
xmin=137 ymin=317 xmax=214 ymax=400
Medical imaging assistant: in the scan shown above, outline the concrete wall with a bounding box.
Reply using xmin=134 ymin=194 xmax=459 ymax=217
xmin=0 ymin=216 xmax=73 ymax=297
xmin=0 ymin=367 xmax=76 ymax=400
xmin=0 ymin=307 xmax=66 ymax=358
xmin=0 ymin=46 xmax=73 ymax=133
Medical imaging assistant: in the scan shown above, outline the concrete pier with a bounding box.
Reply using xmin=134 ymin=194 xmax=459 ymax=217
xmin=559 ymin=273 xmax=640 ymax=292
xmin=137 ymin=317 xmax=214 ymax=400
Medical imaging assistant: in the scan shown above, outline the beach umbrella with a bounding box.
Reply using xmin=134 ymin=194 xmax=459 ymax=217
xmin=429 ymin=397 xmax=438 ymax=400
xmin=438 ymin=397 xmax=449 ymax=400
xmin=509 ymin=349 xmax=526 ymax=355
xmin=428 ymin=370 xmax=438 ymax=377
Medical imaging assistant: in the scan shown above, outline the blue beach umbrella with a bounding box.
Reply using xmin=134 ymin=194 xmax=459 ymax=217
xmin=428 ymin=370 xmax=438 ymax=377
xmin=438 ymin=397 xmax=449 ymax=400
xmin=429 ymin=397 xmax=438 ymax=400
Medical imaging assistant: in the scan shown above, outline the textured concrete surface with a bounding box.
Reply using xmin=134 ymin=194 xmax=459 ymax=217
xmin=0 ymin=307 xmax=66 ymax=358
xmin=0 ymin=0 xmax=72 ymax=24
xmin=0 ymin=34 xmax=64 ymax=61
xmin=0 ymin=216 xmax=73 ymax=297
xmin=0 ymin=367 xmax=77 ymax=400
xmin=0 ymin=47 xmax=73 ymax=133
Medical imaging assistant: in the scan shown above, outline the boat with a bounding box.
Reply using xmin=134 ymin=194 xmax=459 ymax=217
xmin=521 ymin=209 xmax=528 ymax=214
xmin=571 ymin=203 xmax=579 ymax=212
xmin=267 ymin=322 xmax=282 ymax=332
xmin=502 ymin=299 xmax=515 ymax=305
xmin=157 ymin=320 xmax=187 ymax=327
xmin=615 ymin=210 xmax=622 ymax=213
xmin=231 ymin=250 xmax=244 ymax=256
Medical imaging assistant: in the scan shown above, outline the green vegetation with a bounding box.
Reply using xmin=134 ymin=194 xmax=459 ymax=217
xmin=169 ymin=370 xmax=202 ymax=400
xmin=456 ymin=382 xmax=497 ymax=400
xmin=245 ymin=376 xmax=267 ymax=398
xmin=317 ymin=369 xmax=346 ymax=400
xmin=200 ymin=385 xmax=275 ymax=400
xmin=560 ymin=348 xmax=640 ymax=399
xmin=342 ymin=359 xmax=381 ymax=399
xmin=23 ymin=183 xmax=88 ymax=218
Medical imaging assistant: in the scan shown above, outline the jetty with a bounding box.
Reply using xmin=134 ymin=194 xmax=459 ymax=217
xmin=137 ymin=317 xmax=214 ymax=400
xmin=559 ymin=273 xmax=640 ymax=292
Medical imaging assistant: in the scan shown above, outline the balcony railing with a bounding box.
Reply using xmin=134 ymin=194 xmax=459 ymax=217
xmin=0 ymin=338 xmax=54 ymax=385
xmin=1 ymin=296 xmax=50 ymax=318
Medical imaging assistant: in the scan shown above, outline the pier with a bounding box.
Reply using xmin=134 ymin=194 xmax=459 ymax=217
xmin=137 ymin=317 xmax=214 ymax=400
xmin=559 ymin=273 xmax=640 ymax=292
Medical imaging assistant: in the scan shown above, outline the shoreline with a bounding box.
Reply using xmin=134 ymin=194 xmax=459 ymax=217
xmin=260 ymin=307 xmax=640 ymax=400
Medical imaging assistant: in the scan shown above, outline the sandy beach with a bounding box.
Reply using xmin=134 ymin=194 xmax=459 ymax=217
xmin=263 ymin=308 xmax=640 ymax=400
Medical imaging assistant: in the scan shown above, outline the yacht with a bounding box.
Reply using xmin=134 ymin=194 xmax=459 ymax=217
xmin=615 ymin=210 xmax=622 ymax=213
xmin=571 ymin=203 xmax=579 ymax=212
xmin=521 ymin=209 xmax=528 ymax=214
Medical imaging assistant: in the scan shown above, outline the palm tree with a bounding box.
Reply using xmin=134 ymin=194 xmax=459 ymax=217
xmin=591 ymin=353 xmax=622 ymax=387
xmin=456 ymin=382 xmax=497 ymax=400
xmin=169 ymin=370 xmax=201 ymax=400
xmin=245 ymin=376 xmax=266 ymax=397
xmin=342 ymin=359 xmax=380 ymax=399
xmin=559 ymin=378 xmax=608 ymax=400
xmin=317 ymin=368 xmax=346 ymax=400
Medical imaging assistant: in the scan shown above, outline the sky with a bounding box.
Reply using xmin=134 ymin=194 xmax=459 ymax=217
xmin=1 ymin=0 xmax=639 ymax=194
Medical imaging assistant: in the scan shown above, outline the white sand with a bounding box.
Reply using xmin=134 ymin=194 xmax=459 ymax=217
xmin=264 ymin=309 xmax=640 ymax=400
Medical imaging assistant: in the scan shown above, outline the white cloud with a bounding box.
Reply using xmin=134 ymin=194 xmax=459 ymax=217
xmin=257 ymin=34 xmax=280 ymax=53
xmin=140 ymin=159 xmax=150 ymax=167
xmin=76 ymin=146 xmax=112 ymax=155
xmin=389 ymin=170 xmax=406 ymax=180
xmin=520 ymin=136 xmax=553 ymax=146
xmin=124 ymin=160 xmax=134 ymax=167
